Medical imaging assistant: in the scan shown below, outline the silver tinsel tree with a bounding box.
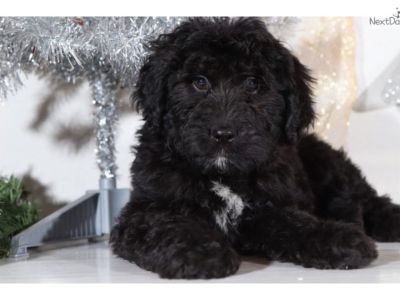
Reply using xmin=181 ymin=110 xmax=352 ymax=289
xmin=0 ymin=17 xmax=185 ymax=180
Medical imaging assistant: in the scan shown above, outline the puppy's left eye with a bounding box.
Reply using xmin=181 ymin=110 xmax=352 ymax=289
xmin=192 ymin=75 xmax=210 ymax=92
xmin=244 ymin=77 xmax=259 ymax=94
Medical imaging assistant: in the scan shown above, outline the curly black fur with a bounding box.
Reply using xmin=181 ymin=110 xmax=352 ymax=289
xmin=110 ymin=17 xmax=400 ymax=279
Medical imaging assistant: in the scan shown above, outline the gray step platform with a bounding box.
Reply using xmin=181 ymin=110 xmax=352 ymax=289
xmin=10 ymin=187 xmax=130 ymax=258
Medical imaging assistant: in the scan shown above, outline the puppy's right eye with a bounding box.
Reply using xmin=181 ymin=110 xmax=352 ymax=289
xmin=192 ymin=76 xmax=210 ymax=92
xmin=244 ymin=76 xmax=259 ymax=94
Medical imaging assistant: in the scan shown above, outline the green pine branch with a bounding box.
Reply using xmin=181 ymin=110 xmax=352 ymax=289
xmin=0 ymin=176 xmax=38 ymax=258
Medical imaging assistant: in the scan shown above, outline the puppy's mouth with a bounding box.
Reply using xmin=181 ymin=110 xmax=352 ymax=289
xmin=214 ymin=155 xmax=229 ymax=170
xmin=211 ymin=150 xmax=230 ymax=171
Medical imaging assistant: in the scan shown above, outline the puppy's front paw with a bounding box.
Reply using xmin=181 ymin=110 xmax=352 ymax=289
xmin=158 ymin=244 xmax=240 ymax=279
xmin=301 ymin=222 xmax=377 ymax=270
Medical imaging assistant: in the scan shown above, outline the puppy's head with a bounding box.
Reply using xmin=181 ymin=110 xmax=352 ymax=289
xmin=135 ymin=17 xmax=314 ymax=174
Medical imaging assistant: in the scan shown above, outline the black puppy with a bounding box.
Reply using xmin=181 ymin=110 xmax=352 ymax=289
xmin=110 ymin=17 xmax=400 ymax=279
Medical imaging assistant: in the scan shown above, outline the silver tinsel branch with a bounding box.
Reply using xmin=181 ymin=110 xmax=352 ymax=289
xmin=0 ymin=16 xmax=298 ymax=180
xmin=0 ymin=17 xmax=185 ymax=99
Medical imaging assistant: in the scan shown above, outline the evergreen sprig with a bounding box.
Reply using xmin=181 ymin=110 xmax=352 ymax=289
xmin=0 ymin=176 xmax=38 ymax=258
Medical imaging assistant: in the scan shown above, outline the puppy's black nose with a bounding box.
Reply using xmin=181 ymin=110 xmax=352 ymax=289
xmin=211 ymin=128 xmax=235 ymax=143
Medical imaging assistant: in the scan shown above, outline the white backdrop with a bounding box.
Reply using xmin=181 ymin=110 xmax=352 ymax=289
xmin=0 ymin=17 xmax=399 ymax=205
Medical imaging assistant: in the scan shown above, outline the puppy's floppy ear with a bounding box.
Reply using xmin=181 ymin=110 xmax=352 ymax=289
xmin=278 ymin=49 xmax=315 ymax=144
xmin=134 ymin=41 xmax=176 ymax=130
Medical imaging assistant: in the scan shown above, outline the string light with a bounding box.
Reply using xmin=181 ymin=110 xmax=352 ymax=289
xmin=290 ymin=17 xmax=357 ymax=149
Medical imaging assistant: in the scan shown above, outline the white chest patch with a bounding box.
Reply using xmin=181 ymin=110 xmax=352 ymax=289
xmin=211 ymin=181 xmax=245 ymax=233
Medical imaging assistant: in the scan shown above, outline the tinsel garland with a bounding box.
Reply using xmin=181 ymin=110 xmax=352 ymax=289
xmin=0 ymin=17 xmax=300 ymax=179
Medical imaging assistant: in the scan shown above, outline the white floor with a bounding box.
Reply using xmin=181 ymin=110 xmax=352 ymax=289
xmin=1 ymin=241 xmax=400 ymax=283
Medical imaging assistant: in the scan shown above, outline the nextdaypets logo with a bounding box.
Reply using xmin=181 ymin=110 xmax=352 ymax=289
xmin=370 ymin=8 xmax=400 ymax=25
